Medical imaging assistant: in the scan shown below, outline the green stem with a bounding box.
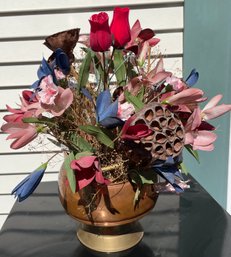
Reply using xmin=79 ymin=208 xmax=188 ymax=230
xmin=102 ymin=52 xmax=108 ymax=90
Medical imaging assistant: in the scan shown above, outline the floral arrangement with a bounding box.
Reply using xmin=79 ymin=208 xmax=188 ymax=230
xmin=1 ymin=7 xmax=231 ymax=205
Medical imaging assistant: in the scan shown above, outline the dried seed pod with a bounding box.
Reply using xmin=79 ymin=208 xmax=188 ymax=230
xmin=130 ymin=102 xmax=185 ymax=162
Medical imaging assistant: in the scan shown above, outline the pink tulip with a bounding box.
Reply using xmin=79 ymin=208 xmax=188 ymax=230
xmin=1 ymin=122 xmax=38 ymax=149
xmin=70 ymin=156 xmax=110 ymax=191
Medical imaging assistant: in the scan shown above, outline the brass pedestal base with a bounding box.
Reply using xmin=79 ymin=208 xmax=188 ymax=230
xmin=77 ymin=222 xmax=144 ymax=253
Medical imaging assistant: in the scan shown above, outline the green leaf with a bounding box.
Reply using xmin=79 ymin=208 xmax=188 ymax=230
xmin=63 ymin=152 xmax=76 ymax=193
xmin=133 ymin=187 xmax=141 ymax=207
xmin=23 ymin=117 xmax=56 ymax=127
xmin=136 ymin=87 xmax=145 ymax=101
xmin=92 ymin=52 xmax=104 ymax=83
xmin=180 ymin=162 xmax=189 ymax=175
xmin=124 ymin=90 xmax=144 ymax=111
xmin=185 ymin=145 xmax=200 ymax=163
xmin=113 ymin=49 xmax=126 ymax=86
xmin=69 ymin=133 xmax=93 ymax=152
xmin=79 ymin=125 xmax=114 ymax=148
xmin=78 ymin=49 xmax=92 ymax=88
xmin=127 ymin=61 xmax=138 ymax=80
xmin=138 ymin=169 xmax=158 ymax=184
xmin=129 ymin=169 xmax=142 ymax=186
xmin=75 ymin=151 xmax=93 ymax=159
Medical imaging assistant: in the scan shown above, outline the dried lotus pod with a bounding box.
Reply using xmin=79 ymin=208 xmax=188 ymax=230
xmin=130 ymin=102 xmax=185 ymax=162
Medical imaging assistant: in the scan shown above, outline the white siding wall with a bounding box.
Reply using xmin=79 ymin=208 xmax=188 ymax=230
xmin=0 ymin=0 xmax=184 ymax=229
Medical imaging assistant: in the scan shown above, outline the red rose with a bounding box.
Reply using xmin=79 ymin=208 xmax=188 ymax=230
xmin=89 ymin=12 xmax=112 ymax=52
xmin=110 ymin=7 xmax=131 ymax=48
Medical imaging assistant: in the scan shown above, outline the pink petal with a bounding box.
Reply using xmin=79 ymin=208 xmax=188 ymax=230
xmin=167 ymin=88 xmax=205 ymax=105
xmin=194 ymin=130 xmax=217 ymax=146
xmin=129 ymin=19 xmax=141 ymax=43
xmin=2 ymin=122 xmax=37 ymax=149
xmin=77 ymin=176 xmax=95 ymax=191
xmin=203 ymin=104 xmax=231 ymax=120
xmin=43 ymin=87 xmax=73 ymax=116
xmin=193 ymin=144 xmax=214 ymax=151
xmin=149 ymin=71 xmax=172 ymax=84
xmin=148 ymin=58 xmax=164 ymax=78
xmin=148 ymin=38 xmax=160 ymax=47
xmin=95 ymin=170 xmax=110 ymax=184
xmin=71 ymin=156 xmax=97 ymax=169
xmin=138 ymin=41 xmax=149 ymax=65
xmin=6 ymin=105 xmax=22 ymax=114
xmin=185 ymin=107 xmax=201 ymax=131
xmin=184 ymin=132 xmax=194 ymax=145
xmin=203 ymin=94 xmax=223 ymax=111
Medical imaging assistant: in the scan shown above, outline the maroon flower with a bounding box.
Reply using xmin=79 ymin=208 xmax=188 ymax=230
xmin=121 ymin=116 xmax=153 ymax=140
xmin=70 ymin=156 xmax=110 ymax=191
xmin=89 ymin=12 xmax=112 ymax=52
xmin=110 ymin=7 xmax=131 ymax=48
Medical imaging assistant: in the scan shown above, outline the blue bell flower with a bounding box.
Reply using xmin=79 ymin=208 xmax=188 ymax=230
xmin=54 ymin=48 xmax=70 ymax=75
xmin=96 ymin=89 xmax=124 ymax=128
xmin=185 ymin=68 xmax=199 ymax=87
xmin=152 ymin=156 xmax=184 ymax=193
xmin=31 ymin=58 xmax=55 ymax=90
xmin=82 ymin=88 xmax=124 ymax=129
xmin=11 ymin=163 xmax=47 ymax=202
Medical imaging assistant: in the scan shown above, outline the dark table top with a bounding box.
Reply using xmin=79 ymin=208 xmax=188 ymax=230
xmin=0 ymin=177 xmax=231 ymax=257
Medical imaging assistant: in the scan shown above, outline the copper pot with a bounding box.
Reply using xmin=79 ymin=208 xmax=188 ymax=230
xmin=58 ymin=167 xmax=158 ymax=226
xmin=58 ymin=166 xmax=159 ymax=253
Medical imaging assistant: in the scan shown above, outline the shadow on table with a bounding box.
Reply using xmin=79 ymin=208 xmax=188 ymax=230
xmin=179 ymin=181 xmax=230 ymax=257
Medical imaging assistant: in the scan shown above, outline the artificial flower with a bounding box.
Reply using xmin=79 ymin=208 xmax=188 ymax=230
xmin=40 ymin=87 xmax=73 ymax=116
xmin=185 ymin=130 xmax=217 ymax=151
xmin=164 ymin=88 xmax=206 ymax=106
xmin=121 ymin=116 xmax=153 ymax=140
xmin=1 ymin=122 xmax=38 ymax=149
xmin=54 ymin=48 xmax=70 ymax=75
xmin=126 ymin=19 xmax=160 ymax=55
xmin=110 ymin=7 xmax=131 ymax=48
xmin=185 ymin=68 xmax=199 ymax=87
xmin=11 ymin=163 xmax=47 ymax=202
xmin=89 ymin=12 xmax=112 ymax=52
xmin=70 ymin=156 xmax=110 ymax=191
xmin=37 ymin=75 xmax=59 ymax=105
xmin=201 ymin=94 xmax=231 ymax=121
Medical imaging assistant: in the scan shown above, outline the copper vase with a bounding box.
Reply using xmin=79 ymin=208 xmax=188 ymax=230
xmin=58 ymin=167 xmax=159 ymax=253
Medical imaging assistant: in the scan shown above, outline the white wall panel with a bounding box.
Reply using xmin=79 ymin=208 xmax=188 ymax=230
xmin=0 ymin=173 xmax=59 ymax=194
xmin=0 ymin=33 xmax=182 ymax=63
xmin=0 ymin=153 xmax=64 ymax=174
xmin=0 ymin=0 xmax=183 ymax=12
xmin=0 ymin=134 xmax=61 ymax=153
